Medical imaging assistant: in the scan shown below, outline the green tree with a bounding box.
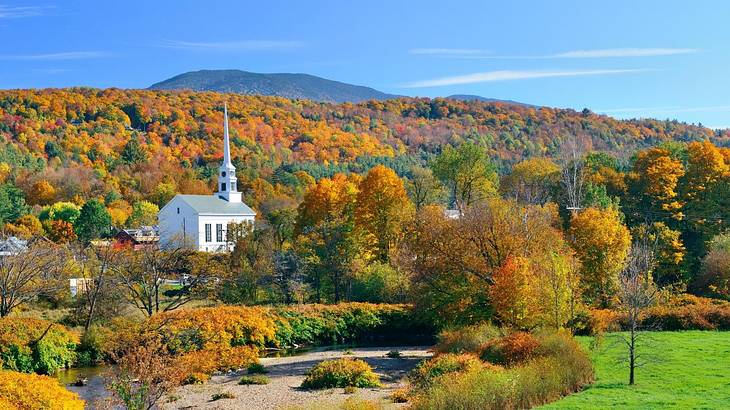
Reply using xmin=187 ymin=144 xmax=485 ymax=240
xmin=120 ymin=135 xmax=148 ymax=165
xmin=431 ymin=143 xmax=497 ymax=211
xmin=126 ymin=201 xmax=159 ymax=227
xmin=0 ymin=183 xmax=30 ymax=224
xmin=75 ymin=199 xmax=112 ymax=243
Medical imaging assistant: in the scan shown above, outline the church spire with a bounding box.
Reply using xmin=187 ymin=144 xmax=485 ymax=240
xmin=216 ymin=102 xmax=241 ymax=203
xmin=222 ymin=102 xmax=233 ymax=167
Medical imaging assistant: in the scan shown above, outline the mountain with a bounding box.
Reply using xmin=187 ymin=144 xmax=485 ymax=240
xmin=149 ymin=69 xmax=399 ymax=103
xmin=447 ymin=94 xmax=534 ymax=107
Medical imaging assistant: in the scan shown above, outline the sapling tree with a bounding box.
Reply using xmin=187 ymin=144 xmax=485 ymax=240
xmin=617 ymin=241 xmax=657 ymax=385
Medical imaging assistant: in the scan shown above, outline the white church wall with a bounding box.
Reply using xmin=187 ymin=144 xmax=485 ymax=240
xmin=158 ymin=196 xmax=199 ymax=249
xmin=196 ymin=214 xmax=255 ymax=252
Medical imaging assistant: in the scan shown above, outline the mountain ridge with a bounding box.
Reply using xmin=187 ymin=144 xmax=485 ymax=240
xmin=149 ymin=69 xmax=400 ymax=103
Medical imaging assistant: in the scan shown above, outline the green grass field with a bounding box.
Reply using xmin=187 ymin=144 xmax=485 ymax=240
xmin=542 ymin=331 xmax=730 ymax=409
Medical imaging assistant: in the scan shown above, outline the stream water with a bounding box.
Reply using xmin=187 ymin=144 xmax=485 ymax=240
xmin=55 ymin=366 xmax=113 ymax=406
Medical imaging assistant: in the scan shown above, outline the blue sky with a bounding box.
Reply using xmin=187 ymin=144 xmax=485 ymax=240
xmin=2 ymin=0 xmax=729 ymax=127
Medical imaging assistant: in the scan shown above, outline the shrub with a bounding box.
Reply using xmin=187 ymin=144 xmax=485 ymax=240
xmin=409 ymin=331 xmax=594 ymax=409
xmin=75 ymin=327 xmax=106 ymax=367
xmin=247 ymin=362 xmax=268 ymax=374
xmin=239 ymin=375 xmax=270 ymax=385
xmin=390 ymin=387 xmax=409 ymax=403
xmin=301 ymin=358 xmax=380 ymax=389
xmin=211 ymin=392 xmax=235 ymax=401
xmin=480 ymin=331 xmax=540 ymax=365
xmin=386 ymin=350 xmax=401 ymax=358
xmin=408 ymin=353 xmax=485 ymax=390
xmin=435 ymin=322 xmax=501 ymax=354
xmin=0 ymin=318 xmax=78 ymax=374
xmin=579 ymin=295 xmax=730 ymax=333
xmin=343 ymin=385 xmax=358 ymax=394
xmin=183 ymin=372 xmax=210 ymax=385
xmin=273 ymin=303 xmax=433 ymax=348
xmin=0 ymin=370 xmax=84 ymax=409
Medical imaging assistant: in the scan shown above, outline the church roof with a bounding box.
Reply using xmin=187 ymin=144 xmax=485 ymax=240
xmin=175 ymin=195 xmax=256 ymax=216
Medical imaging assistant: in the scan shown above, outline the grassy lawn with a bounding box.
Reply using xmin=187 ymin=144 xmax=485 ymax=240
xmin=542 ymin=331 xmax=730 ymax=409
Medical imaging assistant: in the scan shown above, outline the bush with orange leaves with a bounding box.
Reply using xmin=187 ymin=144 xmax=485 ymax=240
xmin=0 ymin=369 xmax=84 ymax=410
xmin=575 ymin=294 xmax=730 ymax=334
xmin=479 ymin=331 xmax=540 ymax=365
xmin=408 ymin=331 xmax=593 ymax=409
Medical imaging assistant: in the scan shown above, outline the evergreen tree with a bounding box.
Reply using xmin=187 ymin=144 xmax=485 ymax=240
xmin=75 ymin=199 xmax=112 ymax=243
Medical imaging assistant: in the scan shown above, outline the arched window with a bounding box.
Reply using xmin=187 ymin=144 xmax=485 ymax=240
xmin=221 ymin=183 xmax=226 ymax=191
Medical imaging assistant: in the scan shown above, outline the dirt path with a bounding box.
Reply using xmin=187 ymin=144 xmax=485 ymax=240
xmin=162 ymin=346 xmax=432 ymax=410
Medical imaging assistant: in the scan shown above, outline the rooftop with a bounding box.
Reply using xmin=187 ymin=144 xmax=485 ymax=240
xmin=176 ymin=195 xmax=256 ymax=216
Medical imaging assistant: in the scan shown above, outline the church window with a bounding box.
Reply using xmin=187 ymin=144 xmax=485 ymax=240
xmin=216 ymin=224 xmax=223 ymax=242
xmin=221 ymin=183 xmax=226 ymax=191
xmin=222 ymin=171 xmax=227 ymax=177
xmin=205 ymin=224 xmax=212 ymax=242
xmin=177 ymin=207 xmax=180 ymax=214
xmin=231 ymin=182 xmax=236 ymax=191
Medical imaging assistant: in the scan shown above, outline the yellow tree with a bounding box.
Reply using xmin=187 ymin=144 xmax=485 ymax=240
xmin=626 ymin=147 xmax=685 ymax=220
xmin=569 ymin=207 xmax=631 ymax=307
xmin=355 ymin=165 xmax=412 ymax=262
xmin=26 ymin=180 xmax=56 ymax=205
xmin=684 ymin=140 xmax=729 ymax=198
xmin=500 ymin=157 xmax=560 ymax=204
xmin=3 ymin=215 xmax=43 ymax=238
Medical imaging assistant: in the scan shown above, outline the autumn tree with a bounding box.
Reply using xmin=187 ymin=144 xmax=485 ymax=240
xmin=126 ymin=201 xmax=159 ymax=227
xmin=489 ymin=256 xmax=539 ymax=328
xmin=26 ymin=180 xmax=56 ymax=205
xmin=355 ymin=165 xmax=412 ymax=262
xmin=501 ymin=157 xmax=560 ymax=205
xmin=0 ymin=238 xmax=68 ymax=317
xmin=694 ymin=233 xmax=730 ymax=300
xmin=113 ymin=247 xmax=224 ymax=316
xmin=400 ymin=199 xmax=563 ymax=325
xmin=296 ymin=174 xmax=362 ymax=302
xmin=70 ymin=243 xmax=122 ymax=331
xmin=221 ymin=221 xmax=275 ymax=304
xmin=569 ymin=207 xmax=632 ymax=307
xmin=625 ymin=147 xmax=685 ymax=222
xmin=405 ymin=165 xmax=445 ymax=210
xmin=431 ymin=143 xmax=498 ymax=211
xmin=534 ymin=246 xmax=582 ymax=330
xmin=3 ymin=215 xmax=43 ymax=238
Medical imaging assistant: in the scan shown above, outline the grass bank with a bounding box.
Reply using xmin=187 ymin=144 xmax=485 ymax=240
xmin=542 ymin=331 xmax=730 ymax=409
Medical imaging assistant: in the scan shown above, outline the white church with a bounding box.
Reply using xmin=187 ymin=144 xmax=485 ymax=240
xmin=158 ymin=104 xmax=256 ymax=252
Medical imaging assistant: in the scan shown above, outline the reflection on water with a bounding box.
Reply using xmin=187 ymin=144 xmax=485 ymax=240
xmin=55 ymin=366 xmax=115 ymax=407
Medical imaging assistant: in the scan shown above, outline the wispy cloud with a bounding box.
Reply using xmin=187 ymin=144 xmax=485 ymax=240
xmin=411 ymin=47 xmax=698 ymax=59
xmin=31 ymin=68 xmax=71 ymax=74
xmin=159 ymin=39 xmax=304 ymax=51
xmin=555 ymin=48 xmax=697 ymax=58
xmin=0 ymin=5 xmax=49 ymax=18
xmin=409 ymin=48 xmax=487 ymax=56
xmin=0 ymin=51 xmax=108 ymax=61
xmin=402 ymin=69 xmax=647 ymax=88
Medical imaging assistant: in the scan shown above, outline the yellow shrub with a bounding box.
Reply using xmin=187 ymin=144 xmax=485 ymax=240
xmin=0 ymin=370 xmax=84 ymax=410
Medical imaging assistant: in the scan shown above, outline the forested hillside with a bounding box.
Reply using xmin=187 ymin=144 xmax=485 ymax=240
xmin=0 ymin=87 xmax=725 ymax=215
xmin=149 ymin=69 xmax=398 ymax=102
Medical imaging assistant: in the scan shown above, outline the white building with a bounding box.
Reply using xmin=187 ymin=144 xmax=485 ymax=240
xmin=158 ymin=104 xmax=256 ymax=252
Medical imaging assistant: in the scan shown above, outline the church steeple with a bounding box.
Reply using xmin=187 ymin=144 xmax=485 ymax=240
xmin=216 ymin=103 xmax=241 ymax=203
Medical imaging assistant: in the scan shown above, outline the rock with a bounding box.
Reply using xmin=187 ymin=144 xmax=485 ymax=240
xmin=73 ymin=378 xmax=88 ymax=387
